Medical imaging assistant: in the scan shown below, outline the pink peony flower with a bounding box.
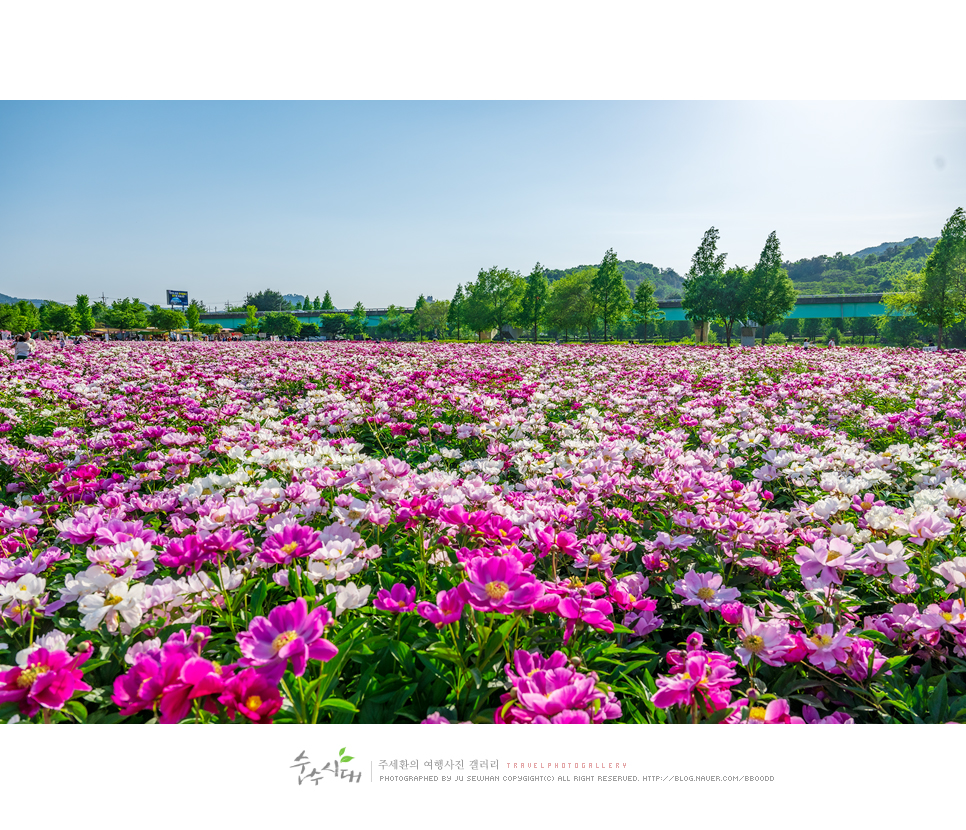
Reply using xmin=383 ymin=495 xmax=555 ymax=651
xmin=673 ymin=570 xmax=740 ymax=612
xmin=236 ymin=597 xmax=337 ymax=681
xmin=0 ymin=645 xmax=92 ymax=718
xmin=459 ymin=556 xmax=544 ymax=614
xmin=373 ymin=583 xmax=417 ymax=614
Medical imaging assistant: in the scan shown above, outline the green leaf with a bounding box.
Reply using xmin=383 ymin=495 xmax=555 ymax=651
xmin=250 ymin=579 xmax=268 ymax=618
xmin=319 ymin=698 xmax=359 ymax=713
xmin=929 ymin=676 xmax=948 ymax=723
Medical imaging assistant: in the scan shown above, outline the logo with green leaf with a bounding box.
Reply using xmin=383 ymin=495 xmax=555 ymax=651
xmin=339 ymin=747 xmax=354 ymax=764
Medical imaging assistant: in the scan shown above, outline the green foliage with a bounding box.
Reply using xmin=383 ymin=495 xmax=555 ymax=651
xmin=260 ymin=311 xmax=302 ymax=337
xmin=346 ymin=302 xmax=369 ymax=337
xmin=786 ymin=237 xmax=938 ymax=294
xmin=238 ymin=305 xmax=260 ymax=334
xmin=884 ymin=207 xmax=966 ymax=349
xmin=101 ymin=298 xmax=148 ymax=330
xmin=243 ymin=289 xmax=291 ymax=312
xmin=682 ymin=227 xmax=726 ymax=325
xmin=74 ymin=295 xmax=96 ymax=333
xmin=312 ymin=295 xmax=322 ymax=311
xmin=592 ymin=248 xmax=631 ymax=341
xmin=185 ymin=303 xmax=201 ymax=331
xmin=747 ymin=231 xmax=797 ymax=328
xmin=631 ymin=279 xmax=664 ymax=342
xmin=302 ymin=296 xmax=312 ymax=311
xmin=516 ymin=262 xmax=549 ymax=343
xmin=448 ymin=284 xmax=466 ymax=340
xmin=321 ymin=313 xmax=350 ymax=338
xmin=546 ymin=260 xmax=683 ymax=300
xmin=414 ymin=300 xmax=450 ymax=339
xmin=300 ymin=322 xmax=321 ymax=337
xmin=0 ymin=301 xmax=40 ymax=334
xmin=148 ymin=306 xmax=188 ymax=332
xmin=545 ymin=268 xmax=596 ymax=340
xmin=766 ymin=331 xmax=788 ymax=344
xmin=464 ymin=266 xmax=525 ymax=339
xmin=321 ymin=291 xmax=335 ymax=310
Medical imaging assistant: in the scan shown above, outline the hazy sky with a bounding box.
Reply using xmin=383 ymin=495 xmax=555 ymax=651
xmin=1 ymin=100 xmax=964 ymax=309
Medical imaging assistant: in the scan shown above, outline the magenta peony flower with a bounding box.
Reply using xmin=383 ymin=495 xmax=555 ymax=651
xmin=237 ymin=597 xmax=337 ymax=680
xmin=219 ymin=667 xmax=283 ymax=723
xmin=459 ymin=556 xmax=544 ymax=614
xmin=0 ymin=645 xmax=92 ymax=718
xmin=416 ymin=587 xmax=465 ymax=627
xmin=374 ymin=583 xmax=417 ymax=613
xmin=257 ymin=524 xmax=324 ymax=566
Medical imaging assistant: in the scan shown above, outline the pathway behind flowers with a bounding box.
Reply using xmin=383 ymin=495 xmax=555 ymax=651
xmin=2 ymin=341 xmax=966 ymax=724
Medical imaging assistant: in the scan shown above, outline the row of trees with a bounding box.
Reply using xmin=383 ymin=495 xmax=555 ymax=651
xmin=0 ymin=295 xmax=221 ymax=336
xmin=232 ymin=289 xmax=338 ymax=313
xmin=445 ymin=250 xmax=666 ymax=342
xmin=883 ymin=207 xmax=966 ymax=350
xmin=681 ymin=228 xmax=798 ymax=346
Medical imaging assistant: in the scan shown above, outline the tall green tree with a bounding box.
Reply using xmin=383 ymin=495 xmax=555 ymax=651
xmin=103 ymin=298 xmax=148 ymax=330
xmin=312 ymin=296 xmax=322 ymax=311
xmin=47 ymin=304 xmax=79 ymax=334
xmin=415 ymin=300 xmax=450 ymax=339
xmin=74 ymin=295 xmax=96 ymax=333
xmin=682 ymin=227 xmax=727 ymax=337
xmin=243 ymin=289 xmax=290 ymax=312
xmin=448 ymin=284 xmax=466 ymax=340
xmin=465 ymin=267 xmax=525 ymax=340
xmin=545 ymin=268 xmax=596 ymax=341
xmin=301 ymin=296 xmax=311 ymax=311
xmin=347 ymin=302 xmax=368 ymax=337
xmin=717 ymin=266 xmax=753 ymax=346
xmin=591 ymin=249 xmax=631 ymax=341
xmin=746 ymin=231 xmax=797 ymax=331
xmin=885 ymin=207 xmax=966 ymax=349
xmin=239 ymin=305 xmax=260 ymax=334
xmin=0 ymin=302 xmax=38 ymax=335
xmin=320 ymin=291 xmax=335 ymax=310
xmin=261 ymin=312 xmax=302 ymax=337
xmin=321 ymin=313 xmax=349 ymax=338
xmin=149 ymin=305 xmax=188 ymax=332
xmin=186 ymin=302 xmax=201 ymax=331
xmin=631 ymin=280 xmax=664 ymax=343
xmin=411 ymin=295 xmax=427 ymax=340
xmin=517 ymin=262 xmax=549 ymax=343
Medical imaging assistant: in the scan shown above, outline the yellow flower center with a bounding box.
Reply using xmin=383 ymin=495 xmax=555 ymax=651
xmin=810 ymin=634 xmax=833 ymax=648
xmin=484 ymin=581 xmax=509 ymax=600
xmin=590 ymin=553 xmax=602 ymax=564
xmin=272 ymin=630 xmax=298 ymax=652
xmin=245 ymin=695 xmax=263 ymax=710
xmin=743 ymin=635 xmax=765 ymax=654
xmin=103 ymin=593 xmax=124 ymax=607
xmin=16 ymin=665 xmax=50 ymax=688
xmin=826 ymin=551 xmax=840 ymax=562
xmin=941 ymin=612 xmax=953 ymax=622
xmin=696 ymin=587 xmax=715 ymax=600
xmin=280 ymin=542 xmax=300 ymax=555
xmin=749 ymin=706 xmax=767 ymax=722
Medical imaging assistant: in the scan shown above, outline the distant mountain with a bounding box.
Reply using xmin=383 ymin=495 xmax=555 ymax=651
xmin=784 ymin=237 xmax=939 ymax=295
xmin=851 ymin=237 xmax=937 ymax=258
xmin=283 ymin=294 xmax=306 ymax=307
xmin=0 ymin=293 xmax=47 ymax=307
xmin=545 ymin=260 xmax=685 ymax=301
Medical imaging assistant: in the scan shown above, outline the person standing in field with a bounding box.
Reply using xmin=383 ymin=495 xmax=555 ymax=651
xmin=14 ymin=336 xmax=32 ymax=361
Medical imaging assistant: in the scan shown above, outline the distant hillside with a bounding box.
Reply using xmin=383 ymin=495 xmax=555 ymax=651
xmin=0 ymin=293 xmax=47 ymax=307
xmin=783 ymin=237 xmax=939 ymax=295
xmin=851 ymin=237 xmax=936 ymax=259
xmin=545 ymin=260 xmax=684 ymax=300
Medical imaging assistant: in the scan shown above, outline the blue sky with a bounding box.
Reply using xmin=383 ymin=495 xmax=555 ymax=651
xmin=1 ymin=100 xmax=964 ymax=309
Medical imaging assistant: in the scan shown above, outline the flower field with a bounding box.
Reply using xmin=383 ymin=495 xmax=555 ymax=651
xmin=2 ymin=340 xmax=966 ymax=725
